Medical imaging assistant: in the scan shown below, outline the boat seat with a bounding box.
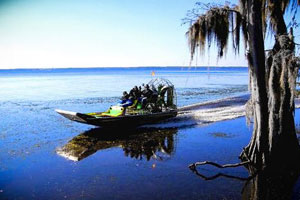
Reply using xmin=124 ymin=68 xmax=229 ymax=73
xmin=127 ymin=100 xmax=138 ymax=109
xmin=100 ymin=106 xmax=125 ymax=117
xmin=136 ymin=102 xmax=142 ymax=110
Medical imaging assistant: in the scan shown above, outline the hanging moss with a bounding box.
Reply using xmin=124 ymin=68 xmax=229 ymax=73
xmin=187 ymin=5 xmax=243 ymax=60
xmin=234 ymin=11 xmax=242 ymax=54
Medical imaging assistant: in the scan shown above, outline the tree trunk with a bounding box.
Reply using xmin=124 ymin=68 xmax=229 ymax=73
xmin=241 ymin=0 xmax=269 ymax=170
xmin=266 ymin=34 xmax=300 ymax=171
xmin=241 ymin=0 xmax=300 ymax=172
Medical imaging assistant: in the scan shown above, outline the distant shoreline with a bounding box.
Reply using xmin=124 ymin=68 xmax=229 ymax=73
xmin=0 ymin=66 xmax=248 ymax=71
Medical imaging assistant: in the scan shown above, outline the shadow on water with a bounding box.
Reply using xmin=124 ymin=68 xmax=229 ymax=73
xmin=57 ymin=127 xmax=178 ymax=162
xmin=242 ymin=170 xmax=300 ymax=200
xmin=191 ymin=164 xmax=300 ymax=200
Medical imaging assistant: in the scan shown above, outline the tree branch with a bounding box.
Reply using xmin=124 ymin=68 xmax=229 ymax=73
xmin=189 ymin=160 xmax=250 ymax=169
xmin=191 ymin=169 xmax=252 ymax=181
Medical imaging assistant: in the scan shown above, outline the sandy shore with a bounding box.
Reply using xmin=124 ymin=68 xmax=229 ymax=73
xmin=173 ymin=94 xmax=300 ymax=126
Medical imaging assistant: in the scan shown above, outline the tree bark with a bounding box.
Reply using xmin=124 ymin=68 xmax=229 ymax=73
xmin=269 ymin=0 xmax=287 ymax=35
xmin=266 ymin=34 xmax=300 ymax=171
xmin=241 ymin=0 xmax=269 ymax=170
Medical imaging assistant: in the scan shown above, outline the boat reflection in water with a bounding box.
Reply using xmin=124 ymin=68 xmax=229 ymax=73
xmin=57 ymin=128 xmax=178 ymax=161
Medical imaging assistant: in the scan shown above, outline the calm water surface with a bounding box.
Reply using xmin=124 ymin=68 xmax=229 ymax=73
xmin=1 ymin=67 xmax=299 ymax=199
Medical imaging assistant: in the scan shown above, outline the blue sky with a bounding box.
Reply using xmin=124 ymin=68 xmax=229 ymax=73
xmin=0 ymin=0 xmax=297 ymax=69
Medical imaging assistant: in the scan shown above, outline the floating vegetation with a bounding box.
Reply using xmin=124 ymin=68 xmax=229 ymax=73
xmin=209 ymin=132 xmax=236 ymax=138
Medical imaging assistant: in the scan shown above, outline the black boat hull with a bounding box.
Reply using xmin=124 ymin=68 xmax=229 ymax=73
xmin=55 ymin=109 xmax=177 ymax=127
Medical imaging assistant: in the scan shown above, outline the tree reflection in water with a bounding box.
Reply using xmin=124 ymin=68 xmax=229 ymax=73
xmin=57 ymin=128 xmax=177 ymax=162
xmin=191 ymin=165 xmax=300 ymax=199
xmin=242 ymin=170 xmax=300 ymax=200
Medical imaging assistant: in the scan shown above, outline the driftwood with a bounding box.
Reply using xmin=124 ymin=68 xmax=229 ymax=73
xmin=189 ymin=160 xmax=253 ymax=182
xmin=189 ymin=160 xmax=250 ymax=169
xmin=190 ymin=169 xmax=252 ymax=181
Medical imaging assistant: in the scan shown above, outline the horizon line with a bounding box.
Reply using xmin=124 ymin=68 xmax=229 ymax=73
xmin=0 ymin=65 xmax=248 ymax=70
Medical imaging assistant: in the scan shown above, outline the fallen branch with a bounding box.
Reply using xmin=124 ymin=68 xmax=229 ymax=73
xmin=189 ymin=160 xmax=250 ymax=170
xmin=189 ymin=160 xmax=253 ymax=182
xmin=192 ymin=170 xmax=252 ymax=181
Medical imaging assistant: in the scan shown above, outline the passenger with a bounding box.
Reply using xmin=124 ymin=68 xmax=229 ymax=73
xmin=120 ymin=96 xmax=134 ymax=107
xmin=143 ymin=84 xmax=153 ymax=98
xmin=151 ymin=85 xmax=158 ymax=103
xmin=118 ymin=91 xmax=132 ymax=107
xmin=129 ymin=87 xmax=134 ymax=97
xmin=129 ymin=86 xmax=136 ymax=99
xmin=119 ymin=91 xmax=129 ymax=104
xmin=134 ymin=86 xmax=141 ymax=99
xmin=141 ymin=84 xmax=153 ymax=107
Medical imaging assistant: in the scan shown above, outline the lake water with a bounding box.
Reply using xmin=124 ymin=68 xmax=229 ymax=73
xmin=0 ymin=67 xmax=248 ymax=106
xmin=1 ymin=67 xmax=299 ymax=199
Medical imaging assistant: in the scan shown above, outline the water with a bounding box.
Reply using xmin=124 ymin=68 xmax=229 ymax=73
xmin=3 ymin=66 xmax=295 ymax=199
xmin=0 ymin=67 xmax=248 ymax=106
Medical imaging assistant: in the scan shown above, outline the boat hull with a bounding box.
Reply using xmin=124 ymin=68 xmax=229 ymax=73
xmin=55 ymin=109 xmax=177 ymax=128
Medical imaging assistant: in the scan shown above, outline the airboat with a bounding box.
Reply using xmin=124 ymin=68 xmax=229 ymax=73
xmin=55 ymin=78 xmax=178 ymax=128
